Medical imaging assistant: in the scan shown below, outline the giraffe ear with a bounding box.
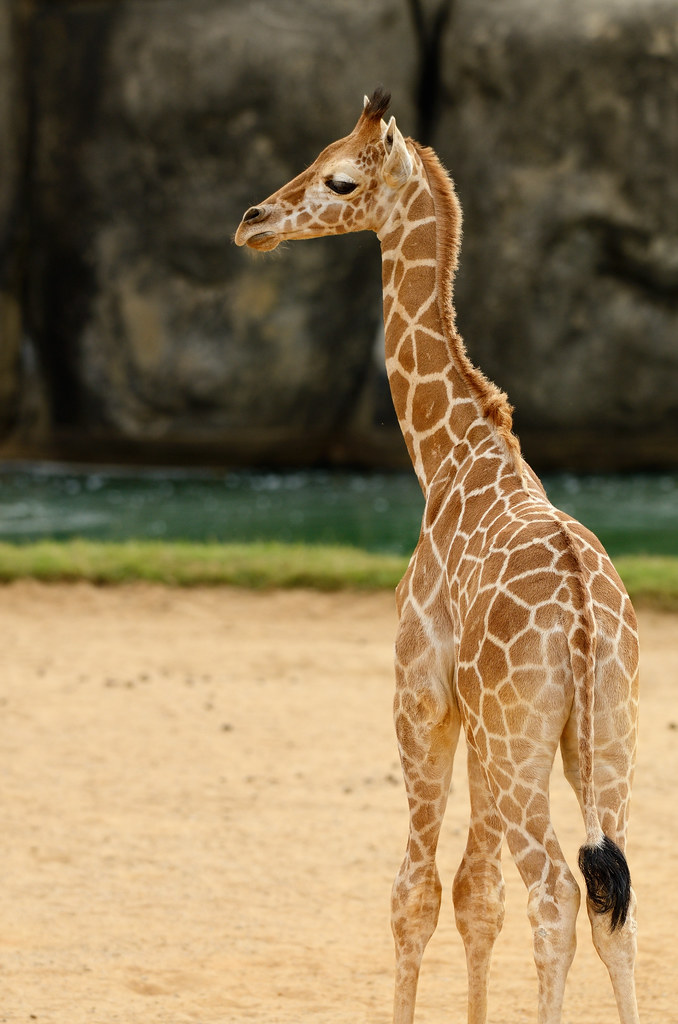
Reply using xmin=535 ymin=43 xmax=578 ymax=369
xmin=382 ymin=116 xmax=412 ymax=188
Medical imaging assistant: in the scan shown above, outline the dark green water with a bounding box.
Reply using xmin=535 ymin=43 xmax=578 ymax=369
xmin=0 ymin=465 xmax=676 ymax=557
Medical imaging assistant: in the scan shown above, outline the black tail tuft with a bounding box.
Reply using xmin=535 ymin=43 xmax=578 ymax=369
xmin=578 ymin=835 xmax=631 ymax=932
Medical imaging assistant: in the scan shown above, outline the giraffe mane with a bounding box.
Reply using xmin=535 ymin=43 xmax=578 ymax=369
xmin=364 ymin=86 xmax=391 ymax=121
xmin=411 ymin=139 xmax=525 ymax=485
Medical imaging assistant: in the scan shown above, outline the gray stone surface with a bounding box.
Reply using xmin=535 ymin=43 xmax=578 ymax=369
xmin=1 ymin=0 xmax=677 ymax=468
xmin=0 ymin=0 xmax=22 ymax=435
xmin=437 ymin=0 xmax=678 ymax=466
xmin=25 ymin=0 xmax=414 ymax=463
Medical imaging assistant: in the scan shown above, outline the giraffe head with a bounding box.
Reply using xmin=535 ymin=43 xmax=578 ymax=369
xmin=234 ymin=88 xmax=413 ymax=251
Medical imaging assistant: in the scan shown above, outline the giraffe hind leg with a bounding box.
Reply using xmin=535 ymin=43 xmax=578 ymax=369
xmin=561 ymin=717 xmax=640 ymax=1024
xmin=473 ymin=740 xmax=580 ymax=1024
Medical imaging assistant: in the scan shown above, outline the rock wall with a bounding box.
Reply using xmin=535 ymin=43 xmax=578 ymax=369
xmin=440 ymin=0 xmax=678 ymax=468
xmin=1 ymin=0 xmax=677 ymax=469
xmin=19 ymin=0 xmax=416 ymax=465
xmin=0 ymin=0 xmax=23 ymax=437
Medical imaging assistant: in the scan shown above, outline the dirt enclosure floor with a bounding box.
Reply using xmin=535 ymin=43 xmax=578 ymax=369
xmin=1 ymin=582 xmax=677 ymax=1023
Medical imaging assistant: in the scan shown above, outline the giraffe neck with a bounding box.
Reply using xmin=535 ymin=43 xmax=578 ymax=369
xmin=378 ymin=142 xmax=522 ymax=496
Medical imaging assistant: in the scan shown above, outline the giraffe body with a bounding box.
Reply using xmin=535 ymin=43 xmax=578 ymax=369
xmin=235 ymin=89 xmax=639 ymax=1024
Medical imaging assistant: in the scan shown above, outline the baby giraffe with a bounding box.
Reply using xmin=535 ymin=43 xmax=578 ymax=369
xmin=235 ymin=88 xmax=639 ymax=1024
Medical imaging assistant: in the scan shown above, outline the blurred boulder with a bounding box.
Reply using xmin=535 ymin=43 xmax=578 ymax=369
xmin=438 ymin=0 xmax=678 ymax=468
xmin=26 ymin=0 xmax=415 ymax=464
xmin=3 ymin=0 xmax=678 ymax=470
xmin=0 ymin=0 xmax=23 ymax=436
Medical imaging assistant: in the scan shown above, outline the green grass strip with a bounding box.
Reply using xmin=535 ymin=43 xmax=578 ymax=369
xmin=0 ymin=539 xmax=408 ymax=591
xmin=613 ymin=556 xmax=678 ymax=612
xmin=0 ymin=541 xmax=676 ymax=609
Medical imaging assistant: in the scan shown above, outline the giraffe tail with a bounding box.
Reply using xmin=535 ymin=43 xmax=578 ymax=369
xmin=566 ymin=536 xmax=632 ymax=932
xmin=578 ymin=837 xmax=631 ymax=932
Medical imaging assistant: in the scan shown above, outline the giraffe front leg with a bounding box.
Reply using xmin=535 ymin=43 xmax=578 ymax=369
xmin=391 ymin=661 xmax=460 ymax=1024
xmin=452 ymin=745 xmax=505 ymax=1024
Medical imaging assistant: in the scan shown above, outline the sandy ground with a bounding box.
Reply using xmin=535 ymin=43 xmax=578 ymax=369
xmin=1 ymin=581 xmax=676 ymax=1024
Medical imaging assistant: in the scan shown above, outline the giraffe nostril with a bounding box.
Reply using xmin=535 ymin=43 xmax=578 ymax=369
xmin=243 ymin=206 xmax=266 ymax=224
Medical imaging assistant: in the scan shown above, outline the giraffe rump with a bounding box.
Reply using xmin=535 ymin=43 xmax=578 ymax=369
xmin=578 ymin=835 xmax=632 ymax=932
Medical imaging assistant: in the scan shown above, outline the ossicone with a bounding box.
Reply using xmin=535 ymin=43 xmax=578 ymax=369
xmin=363 ymin=86 xmax=391 ymax=121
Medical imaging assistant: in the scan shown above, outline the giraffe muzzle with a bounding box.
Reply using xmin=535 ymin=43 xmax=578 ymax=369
xmin=234 ymin=205 xmax=280 ymax=249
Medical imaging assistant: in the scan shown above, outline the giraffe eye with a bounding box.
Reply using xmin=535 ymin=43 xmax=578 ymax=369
xmin=326 ymin=178 xmax=358 ymax=196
